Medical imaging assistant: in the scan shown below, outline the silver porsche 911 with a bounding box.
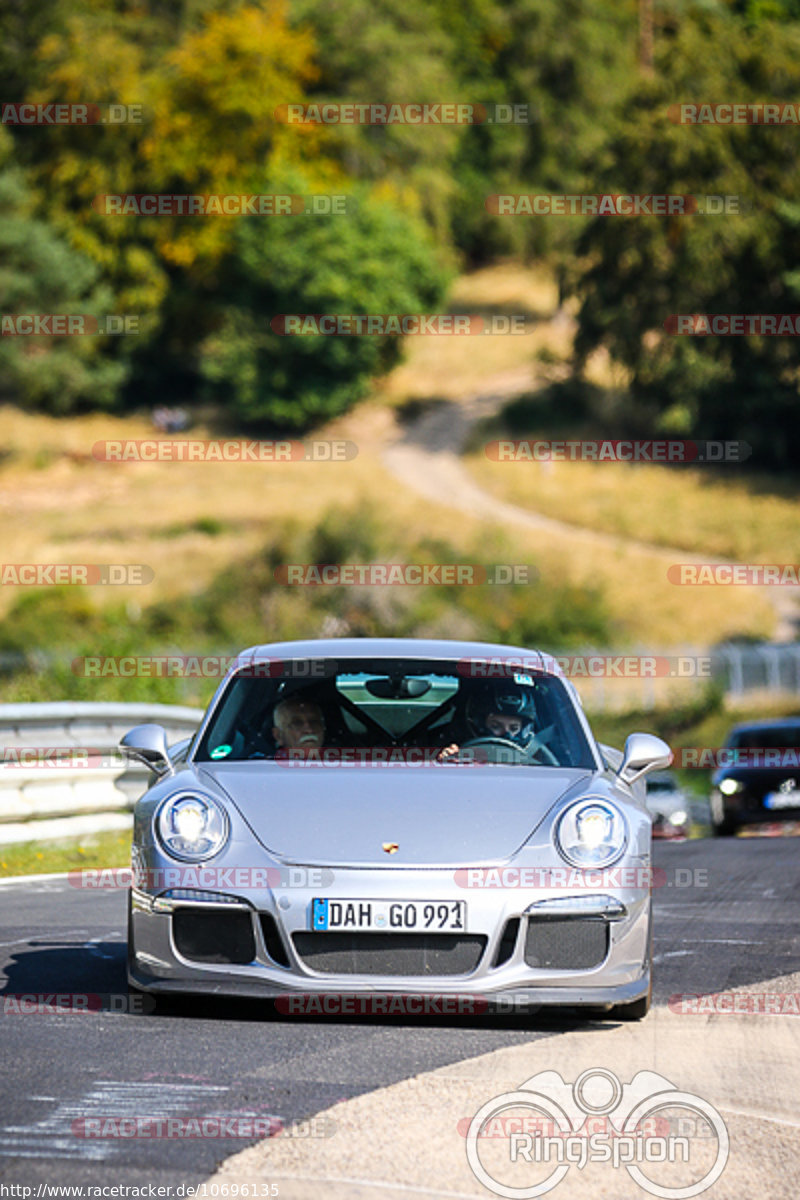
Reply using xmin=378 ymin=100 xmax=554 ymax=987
xmin=123 ymin=638 xmax=671 ymax=1020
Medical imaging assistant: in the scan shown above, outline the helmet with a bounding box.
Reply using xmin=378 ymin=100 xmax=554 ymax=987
xmin=465 ymin=681 xmax=537 ymax=747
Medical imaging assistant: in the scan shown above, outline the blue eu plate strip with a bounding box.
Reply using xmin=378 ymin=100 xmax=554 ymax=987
xmin=312 ymin=898 xmax=329 ymax=930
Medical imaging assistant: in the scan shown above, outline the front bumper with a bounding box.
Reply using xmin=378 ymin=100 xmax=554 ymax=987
xmin=128 ymin=867 xmax=652 ymax=1009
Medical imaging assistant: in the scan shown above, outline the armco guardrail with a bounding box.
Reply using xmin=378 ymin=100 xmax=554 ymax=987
xmin=0 ymin=702 xmax=203 ymax=845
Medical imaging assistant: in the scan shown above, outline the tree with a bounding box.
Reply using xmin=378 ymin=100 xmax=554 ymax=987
xmin=567 ymin=10 xmax=800 ymax=470
xmin=198 ymin=185 xmax=452 ymax=427
xmin=0 ymin=139 xmax=127 ymax=413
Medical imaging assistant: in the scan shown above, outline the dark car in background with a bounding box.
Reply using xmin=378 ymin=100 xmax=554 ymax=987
xmin=710 ymin=718 xmax=800 ymax=836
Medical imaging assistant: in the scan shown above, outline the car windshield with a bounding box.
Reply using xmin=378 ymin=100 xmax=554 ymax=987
xmin=193 ymin=657 xmax=597 ymax=768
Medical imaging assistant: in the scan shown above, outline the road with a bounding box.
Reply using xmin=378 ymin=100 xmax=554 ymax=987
xmin=1 ymin=836 xmax=798 ymax=1195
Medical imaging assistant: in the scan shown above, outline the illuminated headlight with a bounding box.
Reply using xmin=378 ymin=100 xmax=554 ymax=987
xmin=556 ymin=799 xmax=627 ymax=868
xmin=668 ymin=810 xmax=688 ymax=826
xmin=719 ymin=778 xmax=743 ymax=796
xmin=155 ymin=794 xmax=229 ymax=862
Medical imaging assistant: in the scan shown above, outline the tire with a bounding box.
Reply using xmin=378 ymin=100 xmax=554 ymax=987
xmin=608 ymin=902 xmax=652 ymax=1021
xmin=608 ymin=985 xmax=650 ymax=1021
xmin=710 ymin=793 xmax=738 ymax=837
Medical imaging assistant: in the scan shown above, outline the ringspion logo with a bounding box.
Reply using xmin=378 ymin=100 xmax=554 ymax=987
xmin=466 ymin=1069 xmax=728 ymax=1198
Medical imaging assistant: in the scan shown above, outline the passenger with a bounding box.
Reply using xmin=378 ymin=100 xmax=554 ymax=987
xmin=272 ymin=698 xmax=326 ymax=751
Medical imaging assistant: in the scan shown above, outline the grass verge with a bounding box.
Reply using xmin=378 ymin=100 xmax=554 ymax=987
xmin=0 ymin=830 xmax=131 ymax=878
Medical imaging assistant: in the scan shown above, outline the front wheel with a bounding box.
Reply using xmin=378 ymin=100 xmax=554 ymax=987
xmin=608 ymin=984 xmax=651 ymax=1021
xmin=608 ymin=906 xmax=652 ymax=1021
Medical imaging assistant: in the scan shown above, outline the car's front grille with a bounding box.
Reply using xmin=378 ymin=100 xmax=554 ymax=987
xmin=172 ymin=908 xmax=256 ymax=965
xmin=524 ymin=918 xmax=608 ymax=970
xmin=292 ymin=932 xmax=486 ymax=976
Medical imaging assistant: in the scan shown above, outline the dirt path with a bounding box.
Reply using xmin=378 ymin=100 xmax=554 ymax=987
xmin=381 ymin=369 xmax=800 ymax=641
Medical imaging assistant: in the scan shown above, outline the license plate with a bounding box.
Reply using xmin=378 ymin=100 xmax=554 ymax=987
xmin=764 ymin=791 xmax=800 ymax=810
xmin=311 ymin=898 xmax=466 ymax=932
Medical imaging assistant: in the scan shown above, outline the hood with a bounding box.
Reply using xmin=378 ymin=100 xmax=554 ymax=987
xmin=197 ymin=762 xmax=591 ymax=867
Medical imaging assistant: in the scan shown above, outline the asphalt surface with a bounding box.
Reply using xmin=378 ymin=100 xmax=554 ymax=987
xmin=0 ymin=835 xmax=798 ymax=1192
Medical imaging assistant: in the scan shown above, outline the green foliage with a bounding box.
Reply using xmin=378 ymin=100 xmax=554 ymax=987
xmin=567 ymin=12 xmax=800 ymax=470
xmin=2 ymin=0 xmax=800 ymax=458
xmin=198 ymin=189 xmax=452 ymax=428
xmin=0 ymin=164 xmax=128 ymax=412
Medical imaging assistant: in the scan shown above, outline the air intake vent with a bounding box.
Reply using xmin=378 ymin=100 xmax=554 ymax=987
xmin=292 ymin=932 xmax=486 ymax=976
xmin=173 ymin=908 xmax=255 ymax=965
xmin=259 ymin=912 xmax=290 ymax=967
xmin=524 ymin=918 xmax=608 ymax=970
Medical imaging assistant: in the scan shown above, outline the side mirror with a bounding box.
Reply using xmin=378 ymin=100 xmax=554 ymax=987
xmin=119 ymin=724 xmax=174 ymax=777
xmin=618 ymin=732 xmax=672 ymax=785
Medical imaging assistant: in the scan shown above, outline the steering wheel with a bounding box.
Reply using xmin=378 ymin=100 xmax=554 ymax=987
xmin=459 ymin=736 xmax=558 ymax=766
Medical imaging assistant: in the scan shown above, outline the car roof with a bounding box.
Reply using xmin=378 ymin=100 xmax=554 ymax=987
xmin=727 ymin=717 xmax=800 ymax=735
xmin=230 ymin=637 xmax=566 ymax=676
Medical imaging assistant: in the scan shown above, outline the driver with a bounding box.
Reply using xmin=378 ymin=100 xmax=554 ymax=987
xmin=438 ymin=683 xmax=538 ymax=761
xmin=465 ymin=682 xmax=538 ymax=748
xmin=272 ymin=697 xmax=326 ymax=751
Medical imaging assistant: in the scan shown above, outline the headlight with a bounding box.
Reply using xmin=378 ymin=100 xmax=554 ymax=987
xmin=668 ymin=809 xmax=688 ymax=826
xmin=155 ymin=793 xmax=229 ymax=862
xmin=719 ymin=778 xmax=744 ymax=796
xmin=555 ymin=799 xmax=627 ymax=868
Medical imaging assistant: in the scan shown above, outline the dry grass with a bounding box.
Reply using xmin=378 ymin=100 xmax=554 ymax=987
xmin=0 ymin=262 xmax=788 ymax=647
xmin=466 ymin=450 xmax=800 ymax=563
